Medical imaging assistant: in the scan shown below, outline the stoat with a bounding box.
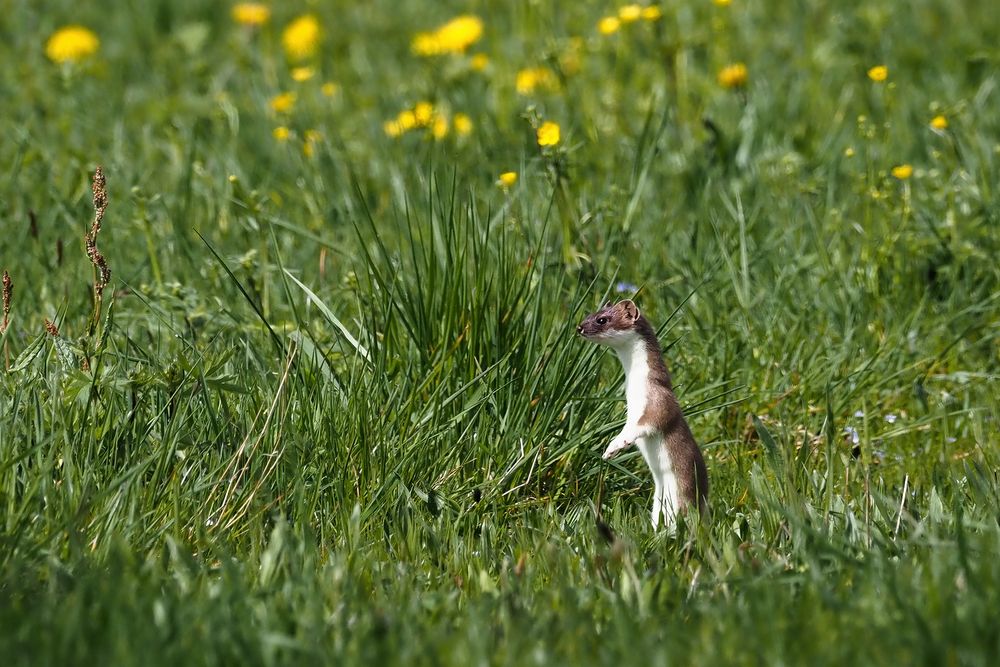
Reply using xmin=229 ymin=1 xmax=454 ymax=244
xmin=577 ymin=299 xmax=708 ymax=529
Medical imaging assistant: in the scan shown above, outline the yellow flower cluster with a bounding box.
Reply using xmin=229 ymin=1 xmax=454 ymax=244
xmin=231 ymin=3 xmax=270 ymax=27
xmin=619 ymin=5 xmax=642 ymax=22
xmin=271 ymin=126 xmax=323 ymax=158
xmin=891 ymin=164 xmax=913 ymax=180
xmin=412 ymin=15 xmax=483 ymax=56
xmin=453 ymin=113 xmax=473 ymax=136
xmin=384 ymin=102 xmax=470 ymax=140
xmin=283 ymin=14 xmax=321 ymax=61
xmin=867 ymin=65 xmax=888 ymax=82
xmin=598 ymin=5 xmax=662 ymax=35
xmin=598 ymin=17 xmax=621 ymax=35
xmin=291 ymin=66 xmax=314 ymax=82
xmin=45 ymin=26 xmax=100 ymax=64
xmin=270 ymin=92 xmax=296 ymax=114
xmin=930 ymin=115 xmax=948 ymax=130
xmin=717 ymin=62 xmax=748 ymax=88
xmin=497 ymin=172 xmax=518 ymax=189
xmin=537 ymin=121 xmax=561 ymax=147
xmin=516 ymin=67 xmax=556 ymax=95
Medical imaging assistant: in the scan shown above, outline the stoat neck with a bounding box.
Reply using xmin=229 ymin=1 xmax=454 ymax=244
xmin=612 ymin=336 xmax=650 ymax=425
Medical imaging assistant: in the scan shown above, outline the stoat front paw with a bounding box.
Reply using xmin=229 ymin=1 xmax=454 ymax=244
xmin=602 ymin=437 xmax=631 ymax=460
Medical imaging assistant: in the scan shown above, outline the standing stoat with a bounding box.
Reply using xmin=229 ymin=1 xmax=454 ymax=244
xmin=577 ymin=299 xmax=708 ymax=529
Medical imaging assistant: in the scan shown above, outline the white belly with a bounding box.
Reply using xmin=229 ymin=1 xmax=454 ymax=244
xmin=636 ymin=434 xmax=679 ymax=529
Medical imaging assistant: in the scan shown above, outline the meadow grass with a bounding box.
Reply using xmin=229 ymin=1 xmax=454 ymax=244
xmin=2 ymin=0 xmax=999 ymax=664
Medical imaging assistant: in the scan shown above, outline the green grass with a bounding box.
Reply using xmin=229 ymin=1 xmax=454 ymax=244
xmin=2 ymin=0 xmax=999 ymax=664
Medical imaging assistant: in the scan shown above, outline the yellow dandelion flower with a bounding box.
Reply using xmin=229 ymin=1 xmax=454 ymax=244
xmin=537 ymin=121 xmax=560 ymax=147
xmin=45 ymin=26 xmax=100 ymax=64
xmin=642 ymin=6 xmax=663 ymax=20
xmin=411 ymin=33 xmax=439 ymax=56
xmin=434 ymin=15 xmax=483 ymax=53
xmin=412 ymin=15 xmax=483 ymax=56
xmin=891 ymin=164 xmax=913 ymax=180
xmin=273 ymin=126 xmax=290 ymax=141
xmin=453 ymin=113 xmax=473 ymax=136
xmin=930 ymin=115 xmax=948 ymax=130
xmin=231 ymin=3 xmax=270 ymax=27
xmin=844 ymin=147 xmax=855 ymax=157
xmin=470 ymin=53 xmax=489 ymax=71
xmin=516 ymin=67 xmax=555 ymax=94
xmin=397 ymin=110 xmax=417 ymax=131
xmin=713 ymin=0 xmax=732 ymax=6
xmin=432 ymin=115 xmax=449 ymax=139
xmin=270 ymin=92 xmax=296 ymax=113
xmin=867 ymin=65 xmax=888 ymax=82
xmin=618 ymin=5 xmax=642 ymax=22
xmin=498 ymin=172 xmax=518 ymax=188
xmin=321 ymin=82 xmax=338 ymax=97
xmin=283 ymin=14 xmax=321 ymax=62
xmin=414 ymin=101 xmax=435 ymax=126
xmin=291 ymin=66 xmax=315 ymax=82
xmin=598 ymin=16 xmax=621 ymax=35
xmin=516 ymin=69 xmax=536 ymax=94
xmin=717 ymin=62 xmax=748 ymax=88
xmin=384 ymin=120 xmax=404 ymax=137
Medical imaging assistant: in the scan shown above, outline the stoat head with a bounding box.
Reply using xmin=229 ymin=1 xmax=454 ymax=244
xmin=576 ymin=299 xmax=642 ymax=347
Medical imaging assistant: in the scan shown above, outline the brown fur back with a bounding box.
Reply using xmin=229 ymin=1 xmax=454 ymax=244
xmin=634 ymin=315 xmax=709 ymax=511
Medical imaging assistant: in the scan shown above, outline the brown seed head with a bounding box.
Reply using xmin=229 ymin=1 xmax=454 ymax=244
xmin=45 ymin=319 xmax=60 ymax=337
xmin=86 ymin=234 xmax=111 ymax=291
xmin=86 ymin=166 xmax=112 ymax=295
xmin=2 ymin=270 xmax=11 ymax=315
xmin=1 ymin=270 xmax=10 ymax=334
xmin=91 ymin=166 xmax=108 ymax=233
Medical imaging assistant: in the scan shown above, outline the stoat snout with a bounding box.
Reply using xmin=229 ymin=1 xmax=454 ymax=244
xmin=576 ymin=300 xmax=640 ymax=345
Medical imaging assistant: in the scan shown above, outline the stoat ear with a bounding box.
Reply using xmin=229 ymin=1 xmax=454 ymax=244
xmin=619 ymin=299 xmax=640 ymax=321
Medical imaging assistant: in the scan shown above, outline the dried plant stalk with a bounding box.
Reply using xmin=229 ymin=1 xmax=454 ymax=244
xmin=1 ymin=270 xmax=11 ymax=335
xmin=85 ymin=166 xmax=112 ymax=328
xmin=1 ymin=269 xmax=10 ymax=370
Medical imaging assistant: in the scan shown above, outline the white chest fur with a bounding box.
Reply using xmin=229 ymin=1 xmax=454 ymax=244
xmin=613 ymin=338 xmax=650 ymax=426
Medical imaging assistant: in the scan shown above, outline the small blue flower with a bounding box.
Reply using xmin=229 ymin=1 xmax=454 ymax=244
xmin=615 ymin=281 xmax=638 ymax=294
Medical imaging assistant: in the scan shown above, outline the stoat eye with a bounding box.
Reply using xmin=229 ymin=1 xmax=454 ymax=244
xmin=596 ymin=317 xmax=608 ymax=325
